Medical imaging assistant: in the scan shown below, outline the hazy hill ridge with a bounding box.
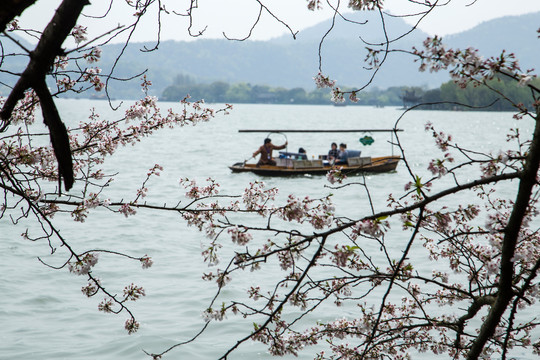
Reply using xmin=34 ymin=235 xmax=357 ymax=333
xmin=445 ymin=11 xmax=538 ymax=72
xmin=103 ymin=11 xmax=539 ymax=99
xmin=1 ymin=11 xmax=537 ymax=99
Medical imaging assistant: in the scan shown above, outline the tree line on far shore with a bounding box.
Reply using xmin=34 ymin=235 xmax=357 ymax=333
xmin=161 ymin=74 xmax=540 ymax=111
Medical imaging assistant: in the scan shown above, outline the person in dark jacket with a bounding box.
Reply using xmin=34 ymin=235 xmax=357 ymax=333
xmin=328 ymin=142 xmax=339 ymax=163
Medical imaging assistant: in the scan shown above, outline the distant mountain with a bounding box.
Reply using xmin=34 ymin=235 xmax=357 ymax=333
xmin=108 ymin=10 xmax=538 ymax=99
xmin=444 ymin=12 xmax=539 ymax=72
xmin=1 ymin=11 xmax=538 ymax=100
xmin=268 ymin=10 xmax=445 ymax=88
xmin=93 ymin=11 xmax=446 ymax=99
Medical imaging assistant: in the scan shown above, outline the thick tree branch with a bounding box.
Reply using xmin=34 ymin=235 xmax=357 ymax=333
xmin=0 ymin=0 xmax=90 ymax=190
xmin=0 ymin=0 xmax=36 ymax=32
xmin=33 ymin=79 xmax=74 ymax=190
xmin=467 ymin=110 xmax=540 ymax=359
xmin=1 ymin=0 xmax=90 ymax=122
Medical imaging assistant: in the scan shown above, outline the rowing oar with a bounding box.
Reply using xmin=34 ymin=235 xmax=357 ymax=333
xmin=243 ymin=156 xmax=254 ymax=167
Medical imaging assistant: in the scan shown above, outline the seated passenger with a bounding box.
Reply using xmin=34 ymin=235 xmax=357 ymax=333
xmin=327 ymin=142 xmax=339 ymax=163
xmin=335 ymin=143 xmax=348 ymax=165
xmin=297 ymin=147 xmax=307 ymax=160
xmin=253 ymin=138 xmax=287 ymax=166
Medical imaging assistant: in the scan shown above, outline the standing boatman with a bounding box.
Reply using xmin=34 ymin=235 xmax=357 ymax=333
xmin=253 ymin=138 xmax=287 ymax=166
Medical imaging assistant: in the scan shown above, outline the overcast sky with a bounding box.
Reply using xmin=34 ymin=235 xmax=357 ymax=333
xmin=17 ymin=0 xmax=540 ymax=44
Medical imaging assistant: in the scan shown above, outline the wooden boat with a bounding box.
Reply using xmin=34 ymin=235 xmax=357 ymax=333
xmin=229 ymin=129 xmax=402 ymax=176
xmin=229 ymin=155 xmax=400 ymax=176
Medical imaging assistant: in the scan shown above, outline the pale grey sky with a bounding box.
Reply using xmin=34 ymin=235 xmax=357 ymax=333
xmin=16 ymin=0 xmax=540 ymax=44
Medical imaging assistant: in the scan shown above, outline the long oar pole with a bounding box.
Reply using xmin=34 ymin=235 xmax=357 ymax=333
xmin=243 ymin=156 xmax=254 ymax=167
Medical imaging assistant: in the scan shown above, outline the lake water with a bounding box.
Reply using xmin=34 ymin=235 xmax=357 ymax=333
xmin=0 ymin=100 xmax=536 ymax=359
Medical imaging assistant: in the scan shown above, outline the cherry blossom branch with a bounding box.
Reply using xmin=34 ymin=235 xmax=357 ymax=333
xmin=467 ymin=110 xmax=540 ymax=359
xmin=360 ymin=206 xmax=425 ymax=357
xmin=501 ymin=256 xmax=540 ymax=360
xmin=218 ymin=235 xmax=328 ymax=360
xmin=1 ymin=157 xmax=147 ymax=331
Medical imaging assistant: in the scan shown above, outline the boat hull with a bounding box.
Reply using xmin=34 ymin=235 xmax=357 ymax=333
xmin=229 ymin=156 xmax=400 ymax=176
